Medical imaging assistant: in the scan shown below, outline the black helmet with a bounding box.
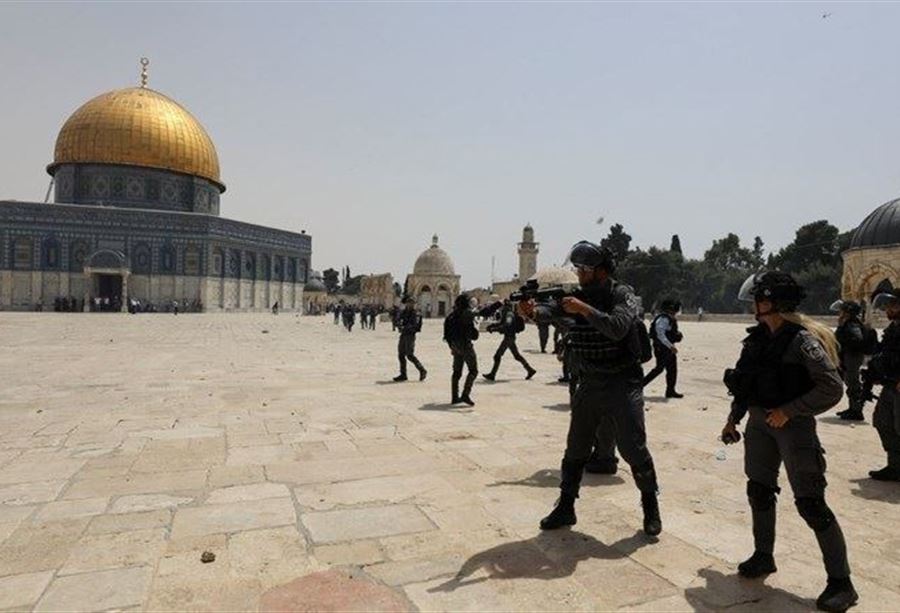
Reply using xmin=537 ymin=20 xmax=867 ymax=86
xmin=659 ymin=298 xmax=682 ymax=313
xmin=567 ymin=241 xmax=617 ymax=273
xmin=454 ymin=293 xmax=470 ymax=311
xmin=737 ymin=271 xmax=806 ymax=312
xmin=829 ymin=299 xmax=862 ymax=316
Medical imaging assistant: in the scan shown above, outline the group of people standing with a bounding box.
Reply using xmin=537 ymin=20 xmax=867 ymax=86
xmin=330 ymin=302 xmax=382 ymax=331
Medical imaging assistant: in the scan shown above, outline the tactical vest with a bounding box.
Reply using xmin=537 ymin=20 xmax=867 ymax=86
xmin=651 ymin=313 xmax=681 ymax=345
xmin=565 ymin=282 xmax=642 ymax=377
xmin=731 ymin=322 xmax=813 ymax=408
xmin=869 ymin=321 xmax=900 ymax=381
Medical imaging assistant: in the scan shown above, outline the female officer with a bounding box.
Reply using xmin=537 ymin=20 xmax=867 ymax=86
xmin=721 ymin=271 xmax=857 ymax=612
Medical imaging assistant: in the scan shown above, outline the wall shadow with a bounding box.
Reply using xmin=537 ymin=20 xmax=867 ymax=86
xmin=684 ymin=567 xmax=814 ymax=612
xmin=428 ymin=529 xmax=649 ymax=593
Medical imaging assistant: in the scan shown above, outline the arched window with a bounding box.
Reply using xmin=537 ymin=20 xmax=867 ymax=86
xmin=213 ymin=248 xmax=225 ymax=277
xmin=299 ymin=259 xmax=309 ymax=283
xmin=244 ymin=252 xmax=255 ymax=278
xmin=132 ymin=243 xmax=151 ymax=274
xmin=184 ymin=245 xmax=201 ymax=275
xmin=160 ymin=244 xmax=176 ymax=273
xmin=261 ymin=254 xmax=271 ymax=281
xmin=69 ymin=240 xmax=90 ymax=272
xmin=13 ymin=237 xmax=33 ymax=270
xmin=43 ymin=238 xmax=60 ymax=269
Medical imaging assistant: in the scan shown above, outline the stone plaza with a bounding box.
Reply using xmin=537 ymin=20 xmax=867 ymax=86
xmin=0 ymin=314 xmax=897 ymax=611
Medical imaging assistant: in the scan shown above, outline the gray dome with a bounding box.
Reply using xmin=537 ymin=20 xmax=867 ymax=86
xmin=850 ymin=197 xmax=900 ymax=249
xmin=413 ymin=235 xmax=455 ymax=275
xmin=529 ymin=266 xmax=577 ymax=287
xmin=305 ymin=270 xmax=326 ymax=292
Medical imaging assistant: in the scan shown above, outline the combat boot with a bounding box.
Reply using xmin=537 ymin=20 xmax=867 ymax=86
xmin=665 ymin=390 xmax=684 ymax=399
xmin=482 ymin=372 xmax=496 ymax=381
xmin=419 ymin=368 xmax=427 ymax=381
xmin=540 ymin=494 xmax=576 ymax=530
xmin=837 ymin=409 xmax=864 ymax=421
xmin=737 ymin=551 xmax=777 ymax=578
xmin=525 ymin=367 xmax=537 ymax=380
xmin=869 ymin=466 xmax=900 ymax=481
xmin=641 ymin=491 xmax=662 ymax=536
xmin=393 ymin=374 xmax=408 ymax=382
xmin=816 ymin=577 xmax=858 ymax=612
xmin=460 ymin=396 xmax=475 ymax=407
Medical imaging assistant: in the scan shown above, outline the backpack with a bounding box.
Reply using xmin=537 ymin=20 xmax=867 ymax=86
xmin=635 ymin=319 xmax=653 ymax=364
xmin=513 ymin=313 xmax=526 ymax=334
xmin=862 ymin=325 xmax=878 ymax=355
xmin=443 ymin=311 xmax=459 ymax=343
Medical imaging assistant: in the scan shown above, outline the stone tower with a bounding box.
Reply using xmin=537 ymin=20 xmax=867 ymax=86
xmin=517 ymin=224 xmax=539 ymax=281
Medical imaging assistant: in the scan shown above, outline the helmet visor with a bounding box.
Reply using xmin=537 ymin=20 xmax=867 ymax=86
xmin=872 ymin=293 xmax=900 ymax=311
xmin=829 ymin=300 xmax=845 ymax=313
xmin=737 ymin=274 xmax=760 ymax=303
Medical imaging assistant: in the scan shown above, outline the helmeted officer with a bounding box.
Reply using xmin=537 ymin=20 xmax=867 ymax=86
xmin=443 ymin=293 xmax=479 ymax=406
xmin=642 ymin=298 xmax=684 ymax=398
xmin=864 ymin=286 xmax=900 ymax=481
xmin=831 ymin=300 xmax=869 ymax=421
xmin=520 ymin=241 xmax=662 ymax=537
xmin=721 ymin=271 xmax=856 ymax=612
xmin=483 ymin=301 xmax=536 ymax=381
xmin=394 ymin=297 xmax=427 ymax=382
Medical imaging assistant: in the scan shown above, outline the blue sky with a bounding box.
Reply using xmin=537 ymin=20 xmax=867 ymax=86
xmin=2 ymin=2 xmax=899 ymax=287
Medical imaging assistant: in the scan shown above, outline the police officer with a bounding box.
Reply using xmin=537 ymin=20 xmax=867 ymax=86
xmin=864 ymin=287 xmax=900 ymax=481
xmin=520 ymin=241 xmax=662 ymax=537
xmin=537 ymin=322 xmax=550 ymax=353
xmin=444 ymin=293 xmax=479 ymax=406
xmin=721 ymin=271 xmax=856 ymax=612
xmin=831 ymin=300 xmax=868 ymax=421
xmin=394 ymin=297 xmax=427 ymax=382
xmin=642 ymin=298 xmax=684 ymax=398
xmin=483 ymin=300 xmax=536 ymax=381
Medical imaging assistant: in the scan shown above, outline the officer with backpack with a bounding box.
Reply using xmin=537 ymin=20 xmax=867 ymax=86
xmin=642 ymin=298 xmax=684 ymax=398
xmin=444 ymin=293 xmax=479 ymax=406
xmin=483 ymin=300 xmax=536 ymax=381
xmin=863 ymin=285 xmax=900 ymax=482
xmin=832 ymin=299 xmax=876 ymax=421
xmin=518 ymin=241 xmax=662 ymax=537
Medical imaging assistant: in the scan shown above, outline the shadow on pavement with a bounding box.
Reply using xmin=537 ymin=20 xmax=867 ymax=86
xmin=542 ymin=403 xmax=570 ymax=412
xmin=684 ymin=567 xmax=814 ymax=612
xmin=375 ymin=380 xmax=403 ymax=385
xmin=419 ymin=403 xmax=473 ymax=413
xmin=819 ymin=416 xmax=867 ymax=426
xmin=849 ymin=477 xmax=900 ymax=504
xmin=487 ymin=468 xmax=624 ymax=488
xmin=428 ymin=529 xmax=650 ymax=593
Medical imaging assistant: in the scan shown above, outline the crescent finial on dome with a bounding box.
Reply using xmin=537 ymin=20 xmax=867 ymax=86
xmin=432 ymin=234 xmax=439 ymax=247
xmin=140 ymin=57 xmax=149 ymax=88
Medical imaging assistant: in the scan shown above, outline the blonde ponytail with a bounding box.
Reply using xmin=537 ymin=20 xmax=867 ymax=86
xmin=781 ymin=312 xmax=840 ymax=368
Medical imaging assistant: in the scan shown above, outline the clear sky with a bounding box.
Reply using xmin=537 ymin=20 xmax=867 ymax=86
xmin=2 ymin=2 xmax=899 ymax=288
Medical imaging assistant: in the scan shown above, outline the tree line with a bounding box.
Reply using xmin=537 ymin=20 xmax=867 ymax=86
xmin=603 ymin=220 xmax=851 ymax=314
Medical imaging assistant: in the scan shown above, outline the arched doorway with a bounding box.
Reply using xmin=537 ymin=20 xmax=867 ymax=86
xmin=83 ymin=249 xmax=130 ymax=312
xmin=436 ymin=284 xmax=451 ymax=317
xmin=417 ymin=285 xmax=433 ymax=318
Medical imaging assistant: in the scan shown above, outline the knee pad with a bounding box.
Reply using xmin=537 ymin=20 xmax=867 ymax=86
xmin=747 ymin=480 xmax=779 ymax=511
xmin=795 ymin=497 xmax=835 ymax=532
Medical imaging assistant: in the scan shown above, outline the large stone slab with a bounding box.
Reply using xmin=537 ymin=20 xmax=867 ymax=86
xmin=35 ymin=566 xmax=152 ymax=611
xmin=301 ymin=504 xmax=435 ymax=544
xmin=0 ymin=571 xmax=54 ymax=609
xmin=171 ymin=497 xmax=296 ymax=539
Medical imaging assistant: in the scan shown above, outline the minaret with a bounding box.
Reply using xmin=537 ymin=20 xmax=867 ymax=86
xmin=517 ymin=224 xmax=538 ymax=281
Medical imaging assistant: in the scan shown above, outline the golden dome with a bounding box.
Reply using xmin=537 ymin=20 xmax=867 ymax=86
xmin=49 ymin=87 xmax=224 ymax=190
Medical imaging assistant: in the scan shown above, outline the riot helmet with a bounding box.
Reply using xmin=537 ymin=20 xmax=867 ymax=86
xmin=829 ymin=299 xmax=862 ymax=317
xmin=567 ymin=241 xmax=617 ymax=273
xmin=737 ymin=271 xmax=806 ymax=312
xmin=454 ymin=293 xmax=470 ymax=311
xmin=659 ymin=298 xmax=682 ymax=314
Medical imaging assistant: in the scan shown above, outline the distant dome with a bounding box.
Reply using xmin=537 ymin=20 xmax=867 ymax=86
xmin=413 ymin=235 xmax=455 ymax=275
xmin=850 ymin=198 xmax=900 ymax=249
xmin=305 ymin=270 xmax=326 ymax=292
xmin=48 ymin=86 xmax=223 ymax=191
xmin=529 ymin=266 xmax=578 ymax=287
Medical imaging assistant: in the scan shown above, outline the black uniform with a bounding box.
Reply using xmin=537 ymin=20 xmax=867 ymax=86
xmin=642 ymin=312 xmax=682 ymax=396
xmin=396 ymin=307 xmax=426 ymax=380
xmin=444 ymin=306 xmax=479 ymax=404
xmin=539 ymin=281 xmax=659 ymax=508
xmin=834 ymin=316 xmax=866 ymax=418
xmin=726 ymin=323 xmax=850 ymax=584
xmin=484 ymin=304 xmax=535 ymax=380
xmin=867 ymin=321 xmax=900 ymax=474
xmin=537 ymin=322 xmax=550 ymax=353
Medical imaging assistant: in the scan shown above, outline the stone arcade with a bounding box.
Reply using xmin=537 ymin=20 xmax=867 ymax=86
xmin=0 ymin=64 xmax=311 ymax=312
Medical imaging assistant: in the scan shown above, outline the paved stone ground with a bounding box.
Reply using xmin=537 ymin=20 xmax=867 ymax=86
xmin=0 ymin=313 xmax=897 ymax=611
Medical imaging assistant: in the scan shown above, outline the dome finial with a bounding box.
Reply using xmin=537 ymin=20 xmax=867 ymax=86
xmin=432 ymin=234 xmax=438 ymax=247
xmin=140 ymin=57 xmax=149 ymax=88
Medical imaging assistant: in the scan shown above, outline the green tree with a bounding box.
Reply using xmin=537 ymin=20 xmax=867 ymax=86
xmin=600 ymin=223 xmax=632 ymax=260
xmin=322 ymin=268 xmax=340 ymax=293
xmin=703 ymin=233 xmax=756 ymax=271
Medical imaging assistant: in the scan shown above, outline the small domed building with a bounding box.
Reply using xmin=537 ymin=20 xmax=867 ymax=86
xmin=405 ymin=235 xmax=459 ymax=317
xmin=842 ymin=197 xmax=900 ymax=306
xmin=304 ymin=270 xmax=327 ymax=313
xmin=0 ymin=62 xmax=311 ymax=312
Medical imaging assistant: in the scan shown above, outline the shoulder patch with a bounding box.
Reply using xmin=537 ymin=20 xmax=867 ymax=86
xmin=799 ymin=333 xmax=827 ymax=363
